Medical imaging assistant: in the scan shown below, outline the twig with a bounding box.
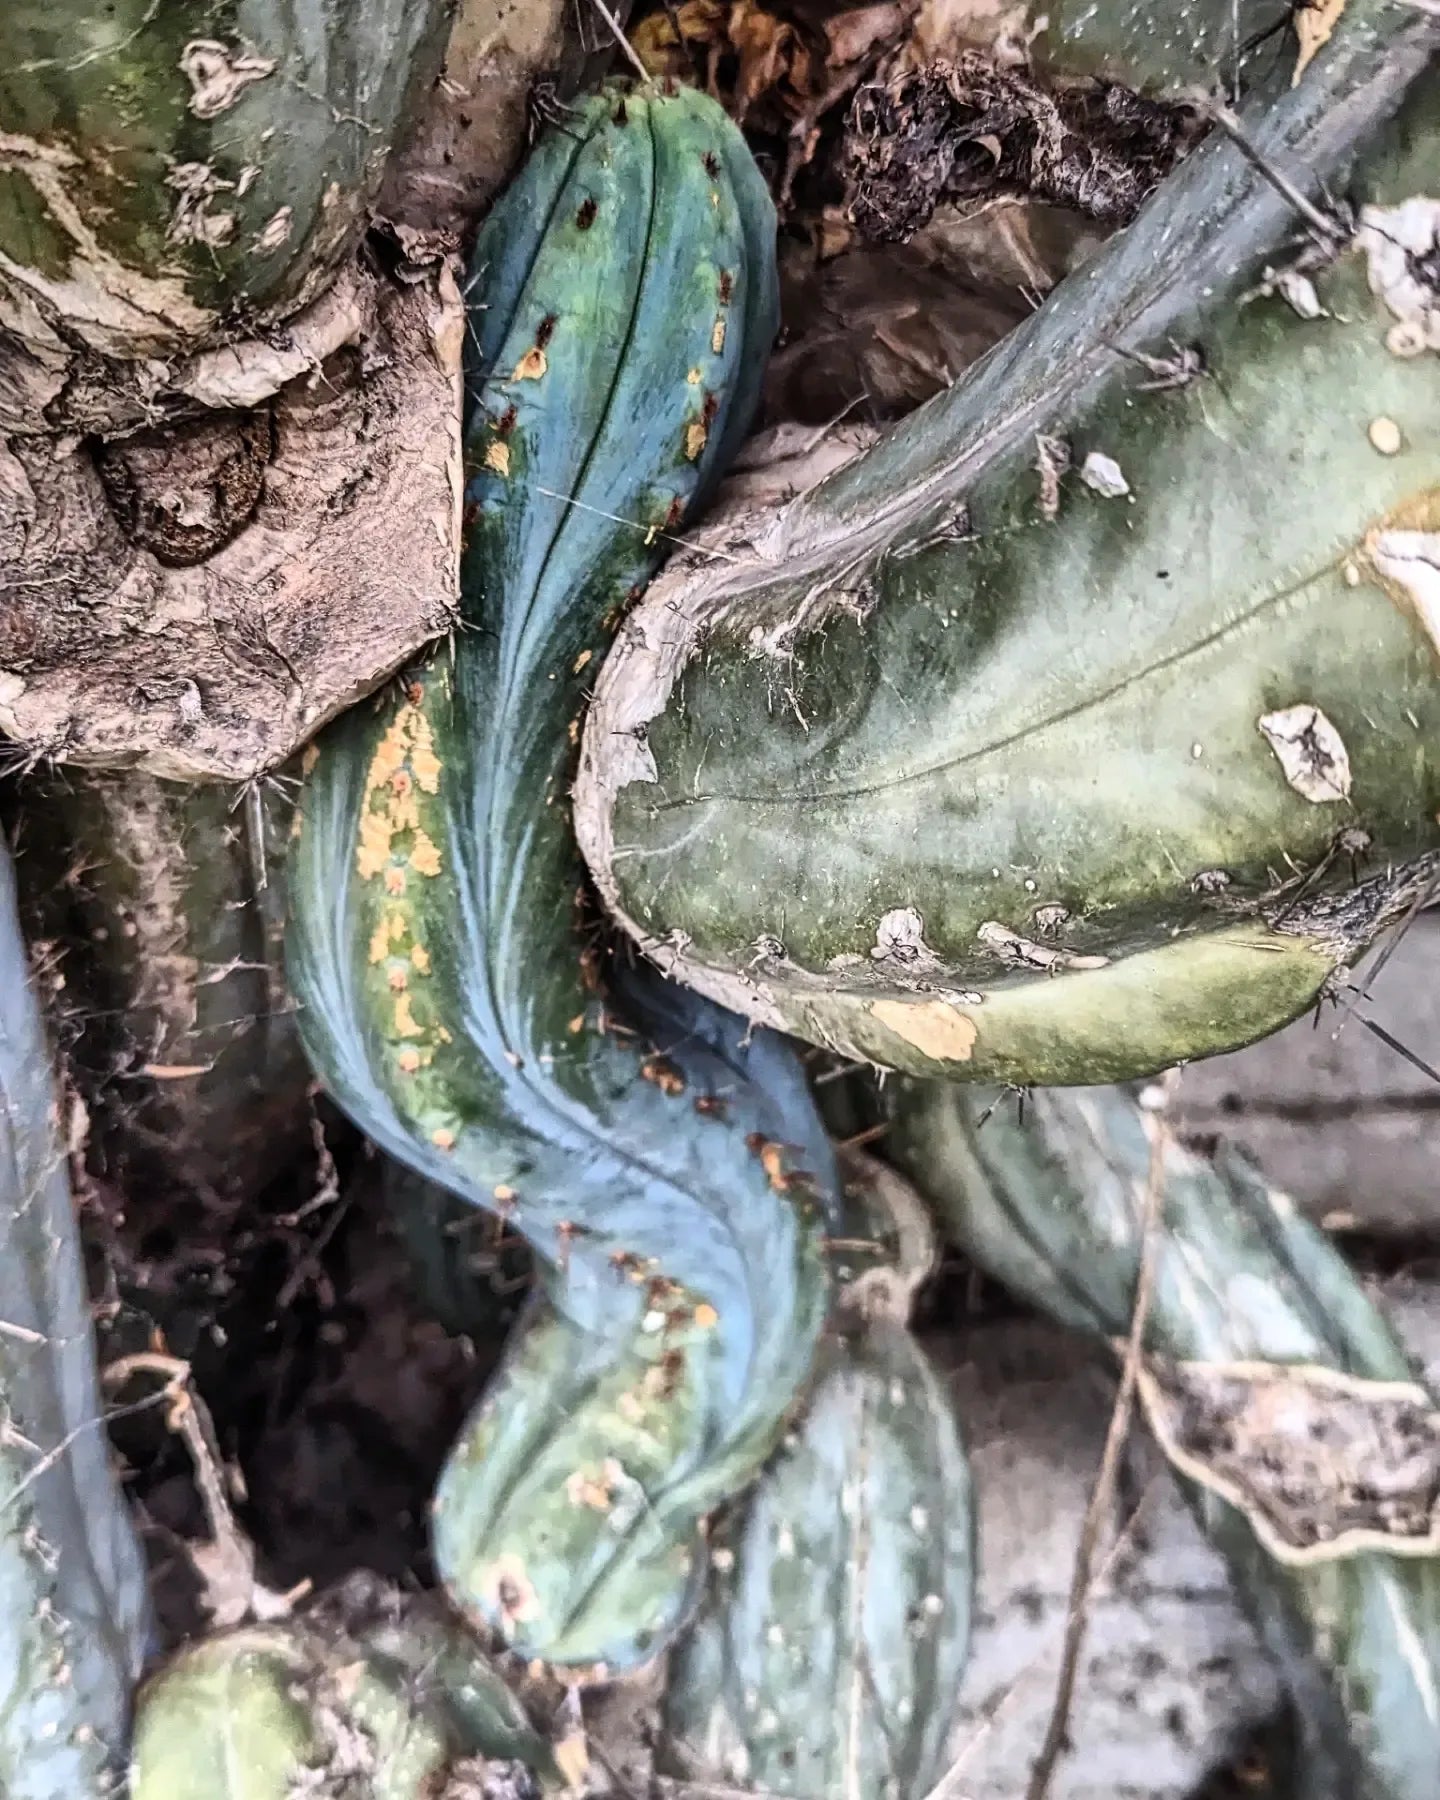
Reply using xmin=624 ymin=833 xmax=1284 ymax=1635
xmin=533 ymin=484 xmax=743 ymax=564
xmin=922 ymin=1478 xmax=1163 ymax=1800
xmin=588 ymin=0 xmax=651 ymax=79
xmin=1023 ymin=1069 xmax=1179 ymax=1800
xmin=1202 ymin=99 xmax=1348 ymax=242
xmin=102 ymin=1351 xmax=307 ymax=1625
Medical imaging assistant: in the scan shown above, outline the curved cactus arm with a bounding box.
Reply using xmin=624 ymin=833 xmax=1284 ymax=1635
xmin=287 ymin=87 xmax=836 ymax=1672
xmin=886 ymin=1079 xmax=1440 ymax=1799
xmin=662 ymin=1315 xmax=974 ymax=1799
xmin=0 ymin=838 xmax=152 ymax=1797
xmin=576 ymin=4 xmax=1440 ymax=1088
xmin=0 ymin=0 xmax=450 ymax=370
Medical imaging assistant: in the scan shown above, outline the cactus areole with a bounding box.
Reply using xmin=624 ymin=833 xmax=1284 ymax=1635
xmin=575 ymin=6 xmax=1440 ymax=1087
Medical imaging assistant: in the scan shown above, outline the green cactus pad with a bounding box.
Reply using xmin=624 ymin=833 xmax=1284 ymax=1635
xmin=576 ymin=4 xmax=1440 ymax=1086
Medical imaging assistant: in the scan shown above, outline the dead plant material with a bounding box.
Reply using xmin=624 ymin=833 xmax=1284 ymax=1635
xmin=0 ymin=259 xmax=462 ymax=781
xmin=1136 ymin=1358 xmax=1440 ymax=1564
xmin=844 ymin=53 xmax=1206 ymax=242
xmin=633 ymin=0 xmax=918 ymax=203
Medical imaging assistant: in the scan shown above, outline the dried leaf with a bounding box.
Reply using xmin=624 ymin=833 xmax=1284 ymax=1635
xmin=1292 ymin=0 xmax=1346 ymax=84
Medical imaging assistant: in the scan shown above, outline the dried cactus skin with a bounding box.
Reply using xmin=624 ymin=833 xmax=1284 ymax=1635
xmin=887 ymin=1080 xmax=1440 ymax=1800
xmin=577 ymin=8 xmax=1440 ymax=1088
xmin=128 ymin=1606 xmax=549 ymax=1800
xmin=0 ymin=840 xmax=151 ymax=1798
xmin=288 ymin=87 xmax=836 ymax=1671
xmin=662 ymin=1317 xmax=974 ymax=1798
xmin=0 ymin=0 xmax=450 ymax=376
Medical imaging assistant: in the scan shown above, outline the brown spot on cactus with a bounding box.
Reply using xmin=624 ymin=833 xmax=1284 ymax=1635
xmin=641 ymin=1055 xmax=685 ymax=1095
xmin=488 ymin=1556 xmax=541 ymax=1626
xmin=409 ymin=829 xmax=442 ymax=877
xmin=718 ymin=270 xmax=735 ymax=304
xmin=871 ymin=999 xmax=979 ymax=1063
xmin=1258 ymin=704 xmax=1352 ymax=802
xmin=695 ymin=1094 xmax=728 ymax=1119
xmin=514 ymin=346 xmax=548 ymax=381
xmin=576 ymin=197 xmax=598 ymax=230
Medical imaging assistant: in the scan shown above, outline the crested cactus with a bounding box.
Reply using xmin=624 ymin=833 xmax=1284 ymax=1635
xmin=0 ymin=836 xmax=151 ymax=1798
xmin=288 ymin=85 xmax=837 ymax=1671
xmin=887 ymin=1079 xmax=1440 ymax=1800
xmin=575 ymin=4 xmax=1440 ymax=1088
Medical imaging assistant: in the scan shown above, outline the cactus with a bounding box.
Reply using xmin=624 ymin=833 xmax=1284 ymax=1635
xmin=129 ymin=1583 xmax=552 ymax=1799
xmin=575 ymin=4 xmax=1440 ymax=1087
xmin=0 ymin=0 xmax=449 ymax=378
xmin=2 ymin=770 xmax=308 ymax=1218
xmin=0 ymin=836 xmax=152 ymax=1798
xmin=662 ymin=1156 xmax=974 ymax=1799
xmin=288 ymin=85 xmax=837 ymax=1671
xmin=887 ymin=1079 xmax=1440 ymax=1800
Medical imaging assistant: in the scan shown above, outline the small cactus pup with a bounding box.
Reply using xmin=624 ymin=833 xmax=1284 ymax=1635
xmin=886 ymin=1079 xmax=1440 ymax=1800
xmin=128 ymin=1581 xmax=553 ymax=1800
xmin=662 ymin=1155 xmax=975 ymax=1799
xmin=575 ymin=2 xmax=1440 ymax=1088
xmin=0 ymin=836 xmax=152 ymax=1798
xmin=287 ymin=85 xmax=836 ymax=1671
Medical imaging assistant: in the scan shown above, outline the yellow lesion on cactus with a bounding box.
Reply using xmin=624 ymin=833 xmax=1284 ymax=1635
xmin=410 ymin=829 xmax=443 ymax=877
xmin=411 ymin=943 xmax=431 ymax=974
xmin=394 ymin=993 xmax=423 ymax=1038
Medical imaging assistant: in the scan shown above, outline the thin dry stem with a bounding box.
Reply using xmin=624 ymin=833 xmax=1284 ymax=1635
xmin=1023 ymin=1070 xmax=1179 ymax=1800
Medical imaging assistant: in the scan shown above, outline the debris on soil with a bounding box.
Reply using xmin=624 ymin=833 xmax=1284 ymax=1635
xmin=1137 ymin=1357 xmax=1440 ymax=1563
xmin=634 ymin=0 xmax=920 ymax=203
xmin=843 ymin=52 xmax=1206 ymax=241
